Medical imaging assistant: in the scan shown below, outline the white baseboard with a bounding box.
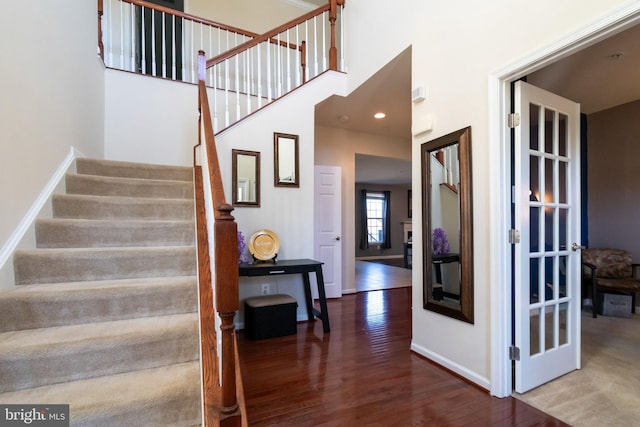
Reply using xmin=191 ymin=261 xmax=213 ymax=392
xmin=410 ymin=341 xmax=490 ymax=391
xmin=0 ymin=147 xmax=83 ymax=285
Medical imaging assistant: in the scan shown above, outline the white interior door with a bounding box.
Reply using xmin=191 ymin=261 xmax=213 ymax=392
xmin=514 ymin=81 xmax=582 ymax=393
xmin=314 ymin=166 xmax=342 ymax=299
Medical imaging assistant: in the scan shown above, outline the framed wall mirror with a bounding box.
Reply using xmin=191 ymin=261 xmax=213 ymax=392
xmin=274 ymin=132 xmax=299 ymax=187
xmin=421 ymin=126 xmax=474 ymax=323
xmin=232 ymin=149 xmax=260 ymax=207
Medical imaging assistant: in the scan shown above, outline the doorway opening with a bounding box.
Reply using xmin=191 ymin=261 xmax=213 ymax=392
xmin=490 ymin=5 xmax=640 ymax=399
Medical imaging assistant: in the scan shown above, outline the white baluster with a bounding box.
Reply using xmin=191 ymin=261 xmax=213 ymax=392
xmin=235 ymin=54 xmax=240 ymax=122
xmin=322 ymin=11 xmax=326 ymax=71
xmin=141 ymin=7 xmax=146 ymax=73
xmin=257 ymin=44 xmax=263 ymax=108
xmin=119 ymin=0 xmax=124 ymax=69
xmin=305 ymin=20 xmax=309 ymax=81
xmin=130 ymin=3 xmax=135 ymax=72
xmin=190 ymin=21 xmax=195 ymax=82
xmin=340 ymin=5 xmax=345 ymax=71
xmin=313 ymin=16 xmax=318 ymax=77
xmin=151 ymin=11 xmax=157 ymax=76
xmin=171 ymin=15 xmax=176 ymax=79
xmin=213 ymin=66 xmax=219 ymax=133
xmin=224 ymin=60 xmax=230 ymax=127
xmin=107 ymin=2 xmax=113 ymax=66
xmin=181 ymin=18 xmax=186 ymax=80
xmin=246 ymin=50 xmax=251 ymax=115
xmin=286 ymin=29 xmax=291 ymax=92
xmin=161 ymin=12 xmax=167 ymax=78
xmin=267 ymin=41 xmax=272 ymax=102
xmin=277 ymin=33 xmax=282 ymax=98
xmin=295 ymin=25 xmax=302 ymax=87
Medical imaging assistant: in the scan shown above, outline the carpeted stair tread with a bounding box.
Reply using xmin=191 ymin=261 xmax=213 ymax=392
xmin=36 ymin=218 xmax=195 ymax=248
xmin=66 ymin=173 xmax=194 ymax=199
xmin=14 ymin=246 xmax=196 ymax=285
xmin=76 ymin=158 xmax=193 ymax=182
xmin=0 ymin=276 xmax=197 ymax=332
xmin=3 ymin=157 xmax=203 ymax=425
xmin=0 ymin=313 xmax=199 ymax=392
xmin=0 ymin=361 xmax=201 ymax=427
xmin=52 ymin=193 xmax=195 ymax=220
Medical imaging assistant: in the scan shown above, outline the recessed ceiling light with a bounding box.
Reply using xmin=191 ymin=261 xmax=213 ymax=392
xmin=374 ymin=112 xmax=386 ymax=119
xmin=337 ymin=114 xmax=350 ymax=122
xmin=609 ymin=51 xmax=624 ymax=60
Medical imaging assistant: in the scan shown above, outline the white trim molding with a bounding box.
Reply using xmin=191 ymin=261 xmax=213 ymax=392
xmin=410 ymin=342 xmax=490 ymax=391
xmin=0 ymin=147 xmax=83 ymax=280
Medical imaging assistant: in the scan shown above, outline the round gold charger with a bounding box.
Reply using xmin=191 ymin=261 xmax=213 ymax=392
xmin=248 ymin=229 xmax=280 ymax=260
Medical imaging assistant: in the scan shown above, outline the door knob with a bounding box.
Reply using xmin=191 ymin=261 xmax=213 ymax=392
xmin=571 ymin=242 xmax=585 ymax=252
xmin=335 ymin=236 xmax=341 ymax=241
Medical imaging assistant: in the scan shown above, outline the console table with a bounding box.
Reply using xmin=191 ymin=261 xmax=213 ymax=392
xmin=238 ymin=259 xmax=330 ymax=333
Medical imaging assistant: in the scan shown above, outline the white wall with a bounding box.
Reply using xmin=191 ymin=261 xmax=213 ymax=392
xmin=210 ymin=73 xmax=347 ymax=323
xmin=0 ymin=1 xmax=104 ymax=285
xmin=409 ymin=0 xmax=633 ymax=390
xmin=104 ymin=70 xmax=198 ymax=166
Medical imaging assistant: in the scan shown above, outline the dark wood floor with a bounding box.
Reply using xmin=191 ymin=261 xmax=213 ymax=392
xmin=237 ymin=287 xmax=567 ymax=426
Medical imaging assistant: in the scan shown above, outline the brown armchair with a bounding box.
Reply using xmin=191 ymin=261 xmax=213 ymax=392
xmin=582 ymin=248 xmax=640 ymax=318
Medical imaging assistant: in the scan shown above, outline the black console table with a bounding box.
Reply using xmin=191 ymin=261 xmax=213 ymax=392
xmin=238 ymin=259 xmax=330 ymax=333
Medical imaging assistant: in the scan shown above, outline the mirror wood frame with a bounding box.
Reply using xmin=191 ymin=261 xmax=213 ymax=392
xmin=421 ymin=126 xmax=474 ymax=323
xmin=232 ymin=149 xmax=260 ymax=207
xmin=273 ymin=132 xmax=300 ymax=188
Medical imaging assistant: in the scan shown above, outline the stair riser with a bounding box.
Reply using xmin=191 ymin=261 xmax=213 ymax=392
xmin=0 ymin=362 xmax=201 ymax=427
xmin=76 ymin=158 xmax=193 ymax=182
xmin=66 ymin=174 xmax=194 ymax=199
xmin=14 ymin=248 xmax=196 ymax=285
xmin=36 ymin=220 xmax=195 ymax=248
xmin=0 ymin=279 xmax=197 ymax=333
xmin=0 ymin=321 xmax=198 ymax=392
xmin=52 ymin=194 xmax=195 ymax=221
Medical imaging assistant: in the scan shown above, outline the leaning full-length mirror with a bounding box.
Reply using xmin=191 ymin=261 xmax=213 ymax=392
xmin=232 ymin=149 xmax=260 ymax=207
xmin=274 ymin=133 xmax=299 ymax=187
xmin=421 ymin=126 xmax=474 ymax=323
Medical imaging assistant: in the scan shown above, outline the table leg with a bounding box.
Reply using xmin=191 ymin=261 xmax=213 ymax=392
xmin=314 ymin=266 xmax=331 ymax=333
xmin=302 ymin=272 xmax=315 ymax=322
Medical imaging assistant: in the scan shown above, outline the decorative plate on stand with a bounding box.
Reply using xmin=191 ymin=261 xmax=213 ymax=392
xmin=248 ymin=229 xmax=280 ymax=261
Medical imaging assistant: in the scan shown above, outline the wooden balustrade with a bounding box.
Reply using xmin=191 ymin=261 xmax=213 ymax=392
xmin=100 ymin=0 xmax=345 ymax=132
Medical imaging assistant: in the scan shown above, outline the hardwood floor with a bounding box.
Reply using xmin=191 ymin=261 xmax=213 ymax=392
xmin=237 ymin=287 xmax=567 ymax=426
xmin=355 ymin=260 xmax=411 ymax=292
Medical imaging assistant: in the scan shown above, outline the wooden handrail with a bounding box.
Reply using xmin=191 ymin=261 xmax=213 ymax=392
xmin=193 ymin=158 xmax=221 ymax=425
xmin=206 ymin=3 xmax=331 ymax=69
xmin=116 ymin=0 xmax=261 ymax=40
xmin=195 ymin=50 xmax=242 ymax=424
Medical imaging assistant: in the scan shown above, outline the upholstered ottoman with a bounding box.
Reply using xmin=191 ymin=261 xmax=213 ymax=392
xmin=244 ymin=294 xmax=298 ymax=340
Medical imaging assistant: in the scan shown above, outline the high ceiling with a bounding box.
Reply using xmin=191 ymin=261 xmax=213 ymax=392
xmin=314 ymin=23 xmax=640 ymax=185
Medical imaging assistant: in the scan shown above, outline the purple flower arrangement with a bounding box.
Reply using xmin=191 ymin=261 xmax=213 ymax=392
xmin=237 ymin=231 xmax=251 ymax=264
xmin=432 ymin=227 xmax=450 ymax=255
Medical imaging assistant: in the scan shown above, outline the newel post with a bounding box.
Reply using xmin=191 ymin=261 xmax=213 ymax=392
xmin=329 ymin=0 xmax=345 ymax=71
xmin=215 ymin=203 xmax=239 ymax=414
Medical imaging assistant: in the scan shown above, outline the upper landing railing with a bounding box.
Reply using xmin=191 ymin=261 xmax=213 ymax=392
xmin=100 ymin=0 xmax=346 ymax=132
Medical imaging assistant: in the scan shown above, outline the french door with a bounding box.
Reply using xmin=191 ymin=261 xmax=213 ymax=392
xmin=513 ymin=81 xmax=582 ymax=393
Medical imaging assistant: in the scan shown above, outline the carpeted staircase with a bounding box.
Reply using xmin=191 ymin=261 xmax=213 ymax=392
xmin=0 ymin=158 xmax=202 ymax=426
